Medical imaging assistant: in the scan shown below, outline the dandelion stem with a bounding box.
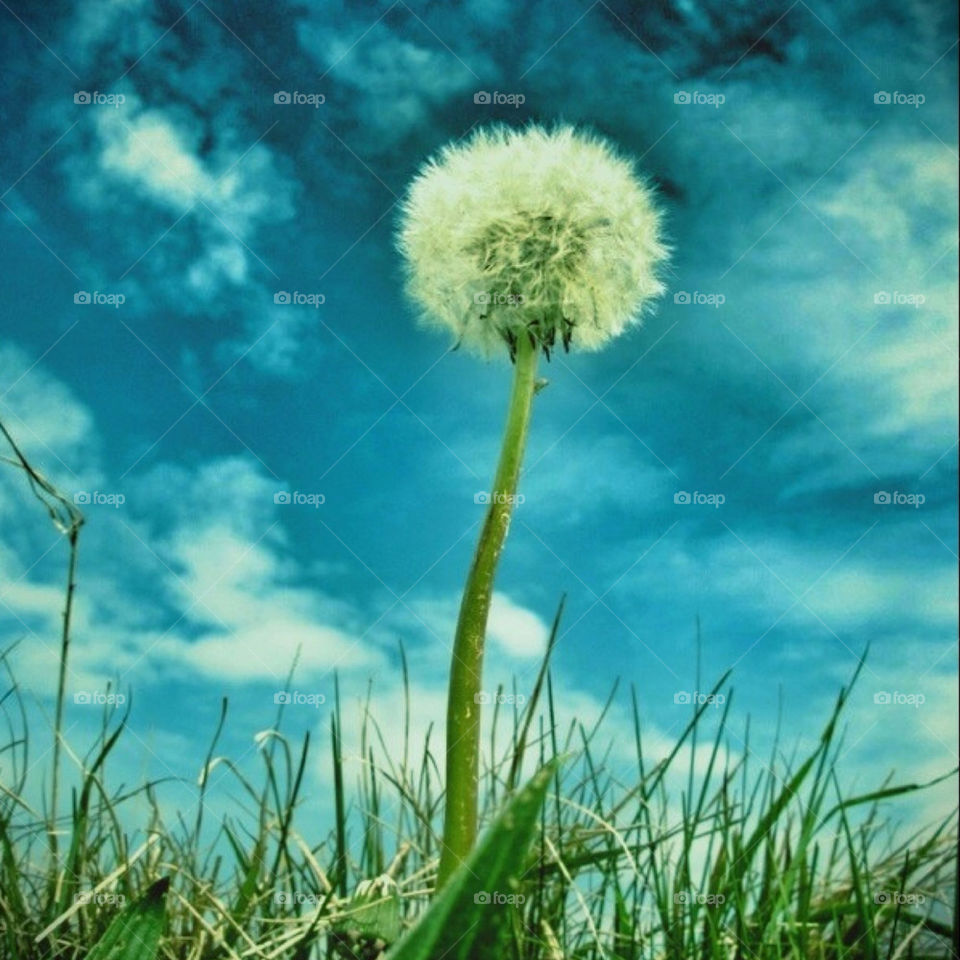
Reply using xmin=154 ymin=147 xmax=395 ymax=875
xmin=438 ymin=331 xmax=539 ymax=889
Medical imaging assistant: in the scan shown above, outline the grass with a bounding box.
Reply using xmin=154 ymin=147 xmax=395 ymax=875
xmin=0 ymin=426 xmax=957 ymax=959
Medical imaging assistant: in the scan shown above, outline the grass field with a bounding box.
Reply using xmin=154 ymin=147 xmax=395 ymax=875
xmin=0 ymin=425 xmax=957 ymax=960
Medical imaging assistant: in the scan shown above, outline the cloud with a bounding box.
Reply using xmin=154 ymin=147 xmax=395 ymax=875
xmin=154 ymin=519 xmax=382 ymax=682
xmin=599 ymin=526 xmax=956 ymax=680
xmin=296 ymin=17 xmax=484 ymax=150
xmin=118 ymin=456 xmax=386 ymax=683
xmin=524 ymin=431 xmax=675 ymax=524
xmin=803 ymin=563 xmax=957 ymax=628
xmin=392 ymin=590 xmax=553 ymax=669
xmin=488 ymin=592 xmax=550 ymax=659
xmin=168 ymin=618 xmax=376 ymax=681
xmin=1 ymin=429 xmax=386 ymax=694
xmin=80 ymin=100 xmax=295 ymax=292
xmin=817 ymin=651 xmax=959 ymax=832
xmin=0 ymin=345 xmax=99 ymax=485
xmin=98 ymin=110 xmax=213 ymax=210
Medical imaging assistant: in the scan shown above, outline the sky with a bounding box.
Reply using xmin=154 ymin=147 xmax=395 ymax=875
xmin=0 ymin=0 xmax=957 ymax=852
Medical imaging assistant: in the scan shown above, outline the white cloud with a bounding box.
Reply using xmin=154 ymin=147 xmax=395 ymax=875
xmin=187 ymin=241 xmax=249 ymax=292
xmin=611 ymin=530 xmax=957 ymax=651
xmin=69 ymin=0 xmax=154 ymax=58
xmin=787 ymin=140 xmax=958 ymax=444
xmin=821 ymin=654 xmax=959 ymax=833
xmin=298 ymin=23 xmax=483 ymax=148
xmin=99 ymin=111 xmax=212 ymax=210
xmin=93 ymin=105 xmax=294 ymax=233
xmin=62 ymin=99 xmax=297 ymax=320
xmin=525 ymin=432 xmax=674 ymax=523
xmin=804 ymin=563 xmax=958 ymax=628
xmin=168 ymin=618 xmax=376 ymax=681
xmin=488 ymin=592 xmax=550 ymax=659
xmin=394 ymin=590 xmax=552 ymax=668
xmin=0 ymin=345 xmax=99 ymax=485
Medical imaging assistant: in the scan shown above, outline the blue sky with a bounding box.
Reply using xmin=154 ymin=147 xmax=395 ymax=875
xmin=0 ymin=0 xmax=957 ymax=841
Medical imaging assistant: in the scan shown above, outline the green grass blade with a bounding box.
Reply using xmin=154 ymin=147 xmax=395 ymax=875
xmin=84 ymin=877 xmax=169 ymax=960
xmin=387 ymin=759 xmax=560 ymax=960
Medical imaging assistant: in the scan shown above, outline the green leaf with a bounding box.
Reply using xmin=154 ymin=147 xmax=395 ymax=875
xmin=332 ymin=876 xmax=402 ymax=943
xmin=387 ymin=760 xmax=559 ymax=960
xmin=84 ymin=877 xmax=169 ymax=960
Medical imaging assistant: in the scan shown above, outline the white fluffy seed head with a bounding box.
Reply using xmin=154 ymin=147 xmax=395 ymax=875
xmin=397 ymin=124 xmax=669 ymax=358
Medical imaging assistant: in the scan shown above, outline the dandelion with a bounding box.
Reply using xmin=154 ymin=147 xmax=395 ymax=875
xmin=397 ymin=123 xmax=668 ymax=888
xmin=398 ymin=123 xmax=667 ymax=359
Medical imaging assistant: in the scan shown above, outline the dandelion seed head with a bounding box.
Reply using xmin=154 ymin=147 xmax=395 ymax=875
xmin=397 ymin=124 xmax=668 ymax=357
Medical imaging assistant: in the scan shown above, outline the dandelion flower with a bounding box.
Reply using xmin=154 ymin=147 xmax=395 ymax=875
xmin=398 ymin=124 xmax=671 ymax=889
xmin=398 ymin=123 xmax=668 ymax=358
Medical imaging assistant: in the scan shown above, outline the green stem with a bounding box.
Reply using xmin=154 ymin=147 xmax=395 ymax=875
xmin=437 ymin=332 xmax=539 ymax=889
xmin=49 ymin=523 xmax=79 ymax=870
